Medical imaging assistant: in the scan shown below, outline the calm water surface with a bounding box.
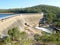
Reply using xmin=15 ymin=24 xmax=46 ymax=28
xmin=0 ymin=14 xmax=15 ymax=19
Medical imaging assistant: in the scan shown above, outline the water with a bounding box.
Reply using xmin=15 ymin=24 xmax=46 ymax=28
xmin=35 ymin=27 xmax=52 ymax=33
xmin=0 ymin=14 xmax=15 ymax=19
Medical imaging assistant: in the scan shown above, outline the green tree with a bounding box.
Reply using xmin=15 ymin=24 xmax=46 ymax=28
xmin=8 ymin=27 xmax=20 ymax=40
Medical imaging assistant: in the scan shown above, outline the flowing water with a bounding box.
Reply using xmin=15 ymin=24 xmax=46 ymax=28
xmin=35 ymin=27 xmax=53 ymax=33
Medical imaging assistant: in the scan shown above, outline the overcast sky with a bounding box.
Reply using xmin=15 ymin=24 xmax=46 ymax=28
xmin=0 ymin=0 xmax=60 ymax=9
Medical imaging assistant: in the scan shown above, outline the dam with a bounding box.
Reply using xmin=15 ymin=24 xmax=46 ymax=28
xmin=0 ymin=13 xmax=44 ymax=37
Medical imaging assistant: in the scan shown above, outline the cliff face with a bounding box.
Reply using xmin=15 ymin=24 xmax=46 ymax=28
xmin=0 ymin=13 xmax=43 ymax=36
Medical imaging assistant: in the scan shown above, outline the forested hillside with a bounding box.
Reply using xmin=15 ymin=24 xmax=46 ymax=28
xmin=9 ymin=5 xmax=60 ymax=14
xmin=0 ymin=5 xmax=60 ymax=13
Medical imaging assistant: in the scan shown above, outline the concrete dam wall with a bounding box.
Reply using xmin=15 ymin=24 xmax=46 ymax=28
xmin=0 ymin=13 xmax=43 ymax=36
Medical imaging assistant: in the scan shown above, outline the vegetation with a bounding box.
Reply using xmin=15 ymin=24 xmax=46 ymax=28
xmin=8 ymin=27 xmax=20 ymax=40
xmin=0 ymin=5 xmax=60 ymax=13
xmin=0 ymin=27 xmax=60 ymax=45
xmin=0 ymin=27 xmax=33 ymax=45
xmin=34 ymin=32 xmax=60 ymax=45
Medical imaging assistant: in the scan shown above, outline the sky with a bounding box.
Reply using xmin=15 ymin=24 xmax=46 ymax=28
xmin=0 ymin=0 xmax=60 ymax=9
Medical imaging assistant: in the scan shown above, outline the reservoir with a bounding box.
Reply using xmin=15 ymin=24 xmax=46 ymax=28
xmin=0 ymin=14 xmax=15 ymax=19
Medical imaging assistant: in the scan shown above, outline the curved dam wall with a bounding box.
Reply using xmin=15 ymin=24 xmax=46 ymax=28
xmin=0 ymin=13 xmax=43 ymax=36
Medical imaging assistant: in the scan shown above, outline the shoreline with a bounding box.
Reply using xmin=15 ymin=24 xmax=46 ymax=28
xmin=0 ymin=15 xmax=17 ymax=20
xmin=0 ymin=13 xmax=15 ymax=14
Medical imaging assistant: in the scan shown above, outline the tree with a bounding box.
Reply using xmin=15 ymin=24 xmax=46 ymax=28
xmin=8 ymin=27 xmax=20 ymax=40
xmin=45 ymin=13 xmax=56 ymax=24
xmin=34 ymin=34 xmax=41 ymax=42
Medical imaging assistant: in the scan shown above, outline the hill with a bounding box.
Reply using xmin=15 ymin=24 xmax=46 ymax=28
xmin=0 ymin=5 xmax=60 ymax=13
xmin=7 ymin=5 xmax=60 ymax=13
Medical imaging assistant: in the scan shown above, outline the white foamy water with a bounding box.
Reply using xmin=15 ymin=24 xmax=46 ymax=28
xmin=35 ymin=27 xmax=52 ymax=33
